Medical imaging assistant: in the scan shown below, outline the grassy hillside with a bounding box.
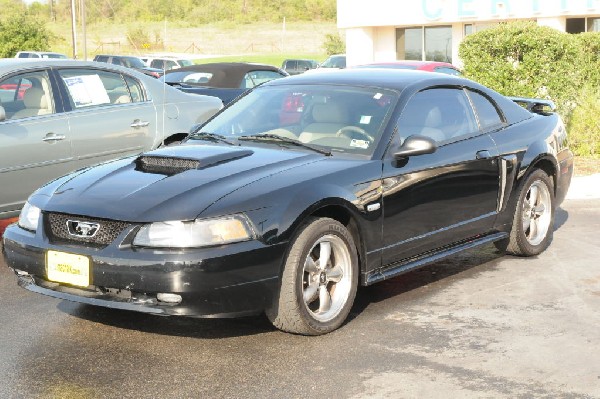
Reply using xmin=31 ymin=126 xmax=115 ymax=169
xmin=48 ymin=20 xmax=339 ymax=65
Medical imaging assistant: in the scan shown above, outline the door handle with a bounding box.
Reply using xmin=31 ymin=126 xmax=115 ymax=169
xmin=130 ymin=120 xmax=150 ymax=128
xmin=476 ymin=150 xmax=492 ymax=159
xmin=42 ymin=133 xmax=66 ymax=142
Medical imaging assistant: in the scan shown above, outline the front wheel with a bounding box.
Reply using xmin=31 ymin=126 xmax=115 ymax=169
xmin=495 ymin=169 xmax=555 ymax=256
xmin=267 ymin=217 xmax=358 ymax=335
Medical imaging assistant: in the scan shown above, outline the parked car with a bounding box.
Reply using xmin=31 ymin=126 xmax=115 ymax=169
xmin=281 ymin=59 xmax=318 ymax=75
xmin=93 ymin=55 xmax=164 ymax=78
xmin=15 ymin=51 xmax=68 ymax=59
xmin=3 ymin=69 xmax=574 ymax=336
xmin=162 ymin=62 xmax=288 ymax=105
xmin=0 ymin=59 xmax=222 ymax=222
xmin=141 ymin=56 xmax=194 ymax=71
xmin=353 ymin=60 xmax=461 ymax=75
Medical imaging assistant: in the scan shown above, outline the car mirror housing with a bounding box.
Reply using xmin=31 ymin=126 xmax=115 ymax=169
xmin=394 ymin=135 xmax=437 ymax=159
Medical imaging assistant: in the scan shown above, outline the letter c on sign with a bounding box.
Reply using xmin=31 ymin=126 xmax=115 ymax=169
xmin=422 ymin=0 xmax=443 ymax=20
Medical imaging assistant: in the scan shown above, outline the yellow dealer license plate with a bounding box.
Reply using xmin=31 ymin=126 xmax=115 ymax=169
xmin=46 ymin=250 xmax=90 ymax=287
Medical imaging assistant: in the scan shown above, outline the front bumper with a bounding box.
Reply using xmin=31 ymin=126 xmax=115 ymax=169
xmin=2 ymin=223 xmax=287 ymax=318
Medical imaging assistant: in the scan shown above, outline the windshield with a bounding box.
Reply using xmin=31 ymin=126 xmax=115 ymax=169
xmin=194 ymin=84 xmax=397 ymax=157
xmin=321 ymin=56 xmax=346 ymax=69
xmin=122 ymin=57 xmax=146 ymax=68
xmin=179 ymin=59 xmax=194 ymax=67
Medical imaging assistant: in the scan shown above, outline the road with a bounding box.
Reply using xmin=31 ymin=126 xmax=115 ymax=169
xmin=0 ymin=198 xmax=599 ymax=399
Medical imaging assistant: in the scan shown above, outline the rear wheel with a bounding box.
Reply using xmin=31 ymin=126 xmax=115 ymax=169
xmin=495 ymin=169 xmax=555 ymax=256
xmin=267 ymin=217 xmax=358 ymax=335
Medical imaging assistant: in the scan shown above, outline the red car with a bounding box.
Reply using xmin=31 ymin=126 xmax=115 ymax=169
xmin=353 ymin=61 xmax=461 ymax=76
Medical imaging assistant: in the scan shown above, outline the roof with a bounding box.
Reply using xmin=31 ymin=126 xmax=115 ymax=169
xmin=163 ymin=62 xmax=285 ymax=88
xmin=354 ymin=61 xmax=458 ymax=72
xmin=265 ymin=68 xmax=461 ymax=91
xmin=0 ymin=59 xmax=149 ymax=77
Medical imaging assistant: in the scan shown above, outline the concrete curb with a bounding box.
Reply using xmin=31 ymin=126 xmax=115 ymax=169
xmin=565 ymin=173 xmax=600 ymax=200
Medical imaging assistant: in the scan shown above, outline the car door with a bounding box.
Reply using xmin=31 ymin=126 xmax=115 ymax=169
xmin=0 ymin=69 xmax=72 ymax=216
xmin=54 ymin=67 xmax=158 ymax=170
xmin=380 ymin=87 xmax=500 ymax=266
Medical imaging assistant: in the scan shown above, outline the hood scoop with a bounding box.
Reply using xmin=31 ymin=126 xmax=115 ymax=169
xmin=135 ymin=149 xmax=254 ymax=175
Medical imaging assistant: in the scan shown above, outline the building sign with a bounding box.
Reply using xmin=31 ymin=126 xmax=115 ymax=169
xmin=338 ymin=0 xmax=600 ymax=28
xmin=422 ymin=0 xmax=600 ymax=20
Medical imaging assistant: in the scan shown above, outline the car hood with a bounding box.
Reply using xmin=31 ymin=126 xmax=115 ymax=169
xmin=40 ymin=144 xmax=323 ymax=222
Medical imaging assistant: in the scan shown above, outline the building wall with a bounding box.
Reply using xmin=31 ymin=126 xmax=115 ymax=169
xmin=339 ymin=0 xmax=600 ymax=67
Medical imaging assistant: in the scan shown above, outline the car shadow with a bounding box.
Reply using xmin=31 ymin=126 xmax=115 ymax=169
xmin=554 ymin=206 xmax=569 ymax=231
xmin=57 ymin=301 xmax=276 ymax=339
xmin=347 ymin=243 xmax=506 ymax=322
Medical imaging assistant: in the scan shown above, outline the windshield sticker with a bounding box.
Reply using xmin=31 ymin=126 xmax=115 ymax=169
xmin=373 ymin=93 xmax=383 ymax=100
xmin=359 ymin=115 xmax=372 ymax=124
xmin=63 ymin=75 xmax=110 ymax=107
xmin=350 ymin=139 xmax=369 ymax=149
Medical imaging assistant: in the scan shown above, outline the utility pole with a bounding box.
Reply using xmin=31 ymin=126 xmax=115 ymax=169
xmin=70 ymin=0 xmax=78 ymax=58
xmin=81 ymin=0 xmax=87 ymax=60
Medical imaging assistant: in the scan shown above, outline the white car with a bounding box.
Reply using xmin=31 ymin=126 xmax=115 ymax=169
xmin=141 ymin=56 xmax=194 ymax=71
xmin=15 ymin=51 xmax=69 ymax=59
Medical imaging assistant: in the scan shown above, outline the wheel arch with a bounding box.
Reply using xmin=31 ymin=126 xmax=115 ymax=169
xmin=283 ymin=199 xmax=369 ymax=281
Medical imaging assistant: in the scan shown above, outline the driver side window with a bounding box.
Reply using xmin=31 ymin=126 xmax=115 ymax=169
xmin=396 ymin=88 xmax=478 ymax=145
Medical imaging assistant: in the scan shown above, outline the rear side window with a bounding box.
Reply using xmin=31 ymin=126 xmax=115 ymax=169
xmin=58 ymin=69 xmax=134 ymax=109
xmin=467 ymin=89 xmax=504 ymax=132
xmin=124 ymin=75 xmax=145 ymax=102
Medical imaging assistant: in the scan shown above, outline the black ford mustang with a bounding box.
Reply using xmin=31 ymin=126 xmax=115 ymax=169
xmin=3 ymin=69 xmax=574 ymax=335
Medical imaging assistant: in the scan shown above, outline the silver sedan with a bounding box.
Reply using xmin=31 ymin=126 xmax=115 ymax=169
xmin=0 ymin=59 xmax=222 ymax=219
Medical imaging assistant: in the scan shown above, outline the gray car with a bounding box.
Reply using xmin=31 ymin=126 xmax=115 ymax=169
xmin=0 ymin=59 xmax=222 ymax=219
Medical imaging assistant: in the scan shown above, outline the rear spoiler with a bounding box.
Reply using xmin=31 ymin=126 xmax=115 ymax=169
xmin=507 ymin=96 xmax=556 ymax=114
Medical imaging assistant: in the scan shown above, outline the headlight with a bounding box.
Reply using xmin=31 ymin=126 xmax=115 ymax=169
xmin=133 ymin=215 xmax=254 ymax=248
xmin=18 ymin=202 xmax=41 ymax=231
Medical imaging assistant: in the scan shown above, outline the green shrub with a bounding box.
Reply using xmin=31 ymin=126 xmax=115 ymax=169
xmin=459 ymin=21 xmax=583 ymax=118
xmin=0 ymin=14 xmax=50 ymax=57
xmin=460 ymin=21 xmax=600 ymax=157
xmin=323 ymin=33 xmax=345 ymax=55
xmin=567 ymin=88 xmax=600 ymax=157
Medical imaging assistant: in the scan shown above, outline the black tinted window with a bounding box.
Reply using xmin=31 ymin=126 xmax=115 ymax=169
xmin=467 ymin=90 xmax=504 ymax=132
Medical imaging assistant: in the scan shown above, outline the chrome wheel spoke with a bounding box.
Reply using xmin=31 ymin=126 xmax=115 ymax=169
xmin=533 ymin=203 xmax=546 ymax=217
xmin=522 ymin=213 xmax=532 ymax=233
xmin=529 ymin=218 xmax=539 ymax=240
xmin=529 ymin=185 xmax=539 ymax=207
xmin=318 ymin=285 xmax=331 ymax=314
xmin=304 ymin=257 xmax=319 ymax=274
xmin=303 ymin=280 xmax=319 ymax=304
xmin=327 ymin=265 xmax=343 ymax=283
xmin=318 ymin=241 xmax=331 ymax=270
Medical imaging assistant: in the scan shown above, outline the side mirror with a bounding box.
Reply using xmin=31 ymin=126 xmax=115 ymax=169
xmin=0 ymin=105 xmax=5 ymax=122
xmin=393 ymin=135 xmax=437 ymax=159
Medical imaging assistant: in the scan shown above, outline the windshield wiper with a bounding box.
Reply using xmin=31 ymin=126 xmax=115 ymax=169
xmin=189 ymin=132 xmax=237 ymax=146
xmin=238 ymin=134 xmax=331 ymax=156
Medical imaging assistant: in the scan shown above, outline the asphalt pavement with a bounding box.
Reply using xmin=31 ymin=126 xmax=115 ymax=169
xmin=0 ymin=176 xmax=598 ymax=399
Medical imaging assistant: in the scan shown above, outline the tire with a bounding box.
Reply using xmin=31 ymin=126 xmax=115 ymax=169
xmin=267 ymin=217 xmax=359 ymax=335
xmin=495 ymin=169 xmax=555 ymax=256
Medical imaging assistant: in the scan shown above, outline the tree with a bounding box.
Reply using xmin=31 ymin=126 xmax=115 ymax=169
xmin=323 ymin=33 xmax=345 ymax=55
xmin=0 ymin=14 xmax=51 ymax=57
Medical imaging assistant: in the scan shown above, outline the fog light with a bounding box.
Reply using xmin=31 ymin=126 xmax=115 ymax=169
xmin=157 ymin=293 xmax=182 ymax=304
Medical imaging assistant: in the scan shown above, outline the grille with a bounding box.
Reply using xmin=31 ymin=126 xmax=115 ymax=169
xmin=136 ymin=156 xmax=200 ymax=175
xmin=46 ymin=213 xmax=130 ymax=246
